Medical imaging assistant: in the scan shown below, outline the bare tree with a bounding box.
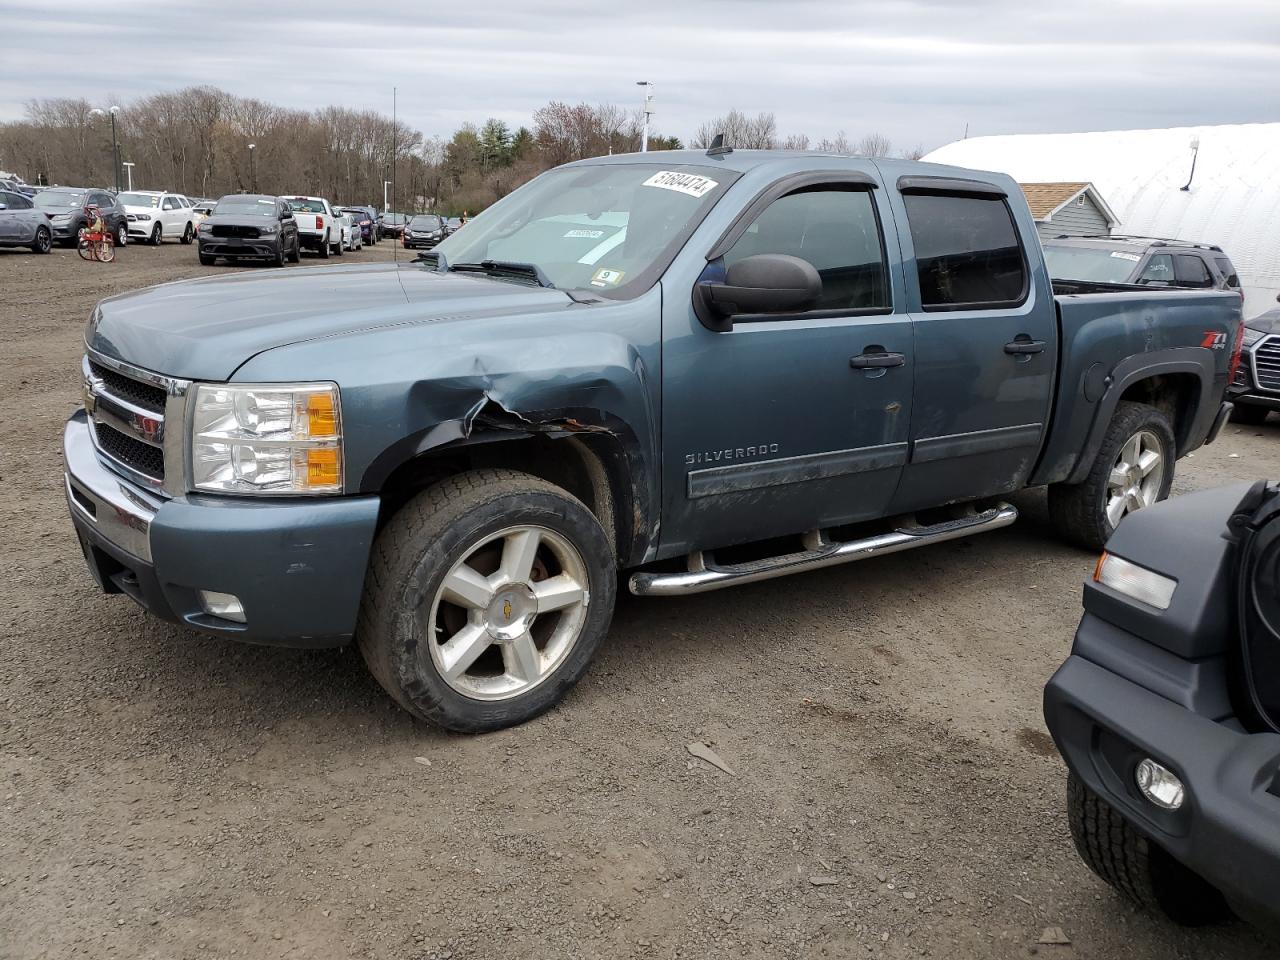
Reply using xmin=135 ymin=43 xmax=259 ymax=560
xmin=855 ymin=132 xmax=893 ymax=158
xmin=690 ymin=109 xmax=777 ymax=149
xmin=813 ymin=131 xmax=852 ymax=153
xmin=780 ymin=133 xmax=810 ymax=151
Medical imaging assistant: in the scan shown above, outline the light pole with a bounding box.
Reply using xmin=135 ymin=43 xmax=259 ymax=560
xmin=635 ymin=81 xmax=654 ymax=152
xmin=247 ymin=143 xmax=256 ymax=192
xmin=89 ymin=105 xmax=121 ymax=191
xmin=1180 ymin=136 xmax=1201 ymax=192
xmin=121 ymin=162 xmax=135 ymax=191
xmin=383 ymin=179 xmax=393 ymax=214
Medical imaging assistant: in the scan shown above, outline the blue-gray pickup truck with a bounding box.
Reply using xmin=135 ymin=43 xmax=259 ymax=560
xmin=65 ymin=149 xmax=1241 ymax=731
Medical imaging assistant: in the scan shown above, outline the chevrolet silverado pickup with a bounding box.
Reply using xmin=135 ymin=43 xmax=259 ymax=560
xmin=65 ymin=149 xmax=1241 ymax=731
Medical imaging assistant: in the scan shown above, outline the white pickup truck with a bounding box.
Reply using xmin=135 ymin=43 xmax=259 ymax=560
xmin=284 ymin=196 xmax=347 ymax=258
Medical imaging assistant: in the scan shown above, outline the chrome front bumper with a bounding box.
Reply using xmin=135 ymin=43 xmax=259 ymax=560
xmin=64 ymin=411 xmax=160 ymax=562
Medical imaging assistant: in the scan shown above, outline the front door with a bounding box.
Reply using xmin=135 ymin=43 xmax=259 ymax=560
xmin=884 ymin=180 xmax=1057 ymax=512
xmin=659 ymin=176 xmax=914 ymax=556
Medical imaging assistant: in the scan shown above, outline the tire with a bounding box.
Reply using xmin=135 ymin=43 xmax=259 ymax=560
xmin=319 ymin=233 xmax=330 ymax=258
xmin=180 ymin=222 xmax=194 ymax=245
xmin=1067 ymin=773 xmax=1229 ymax=926
xmin=1229 ymin=403 xmax=1270 ymax=426
xmin=198 ymin=252 xmax=216 ymax=266
xmin=149 ymin=223 xmax=162 ymax=246
xmin=335 ymin=234 xmax=344 ymax=256
xmin=357 ymin=469 xmax=617 ymax=733
xmin=287 ymin=237 xmax=300 ymax=263
xmin=1048 ymin=401 xmax=1175 ymax=551
xmin=115 ymin=223 xmax=127 ymax=246
xmin=31 ymin=225 xmax=51 ymax=254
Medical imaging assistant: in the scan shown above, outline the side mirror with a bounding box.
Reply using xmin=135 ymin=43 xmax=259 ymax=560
xmin=694 ymin=254 xmax=822 ymax=331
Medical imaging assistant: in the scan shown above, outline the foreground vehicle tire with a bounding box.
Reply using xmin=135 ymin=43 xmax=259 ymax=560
xmin=1048 ymin=401 xmax=1175 ymax=551
xmin=1067 ymin=774 xmax=1229 ymax=926
xmin=358 ymin=469 xmax=616 ymax=733
xmin=198 ymin=251 xmax=216 ymax=266
xmin=1229 ymin=403 xmax=1270 ymax=426
xmin=31 ymin=225 xmax=51 ymax=254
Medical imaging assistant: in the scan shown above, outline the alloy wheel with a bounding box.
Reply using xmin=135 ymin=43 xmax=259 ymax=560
xmin=1105 ymin=429 xmax=1165 ymax=527
xmin=426 ymin=525 xmax=590 ymax=701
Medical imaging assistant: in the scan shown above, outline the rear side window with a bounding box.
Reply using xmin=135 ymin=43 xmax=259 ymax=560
xmin=723 ymin=186 xmax=889 ymax=313
xmin=1215 ymin=256 xmax=1240 ymax=288
xmin=1174 ymin=254 xmax=1213 ymax=288
xmin=902 ymin=193 xmax=1026 ymax=309
xmin=1137 ymin=254 xmax=1174 ymax=285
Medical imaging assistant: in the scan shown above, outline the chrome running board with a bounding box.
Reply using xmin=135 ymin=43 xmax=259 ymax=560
xmin=628 ymin=503 xmax=1018 ymax=597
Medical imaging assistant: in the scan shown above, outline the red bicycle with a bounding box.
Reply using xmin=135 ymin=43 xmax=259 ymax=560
xmin=77 ymin=204 xmax=115 ymax=262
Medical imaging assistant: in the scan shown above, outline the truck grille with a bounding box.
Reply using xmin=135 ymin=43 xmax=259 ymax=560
xmin=88 ymin=360 xmax=166 ymax=413
xmin=1254 ymin=338 xmax=1280 ymax=392
xmin=94 ymin=422 xmax=165 ymax=480
xmin=211 ymin=224 xmax=260 ymax=239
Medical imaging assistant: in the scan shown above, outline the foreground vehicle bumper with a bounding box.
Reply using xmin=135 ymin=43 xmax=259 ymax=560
xmin=63 ymin=411 xmax=379 ymax=648
xmin=199 ymin=238 xmax=282 ymax=259
xmin=1045 ymin=634 xmax=1280 ymax=921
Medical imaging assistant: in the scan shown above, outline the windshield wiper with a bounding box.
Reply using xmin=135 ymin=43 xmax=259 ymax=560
xmin=449 ymin=260 xmax=555 ymax=288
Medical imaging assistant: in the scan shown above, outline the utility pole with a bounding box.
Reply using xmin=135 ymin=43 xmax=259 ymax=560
xmin=121 ymin=162 xmax=135 ymax=191
xmin=636 ymin=81 xmax=654 ymax=152
xmin=89 ymin=105 xmax=121 ymax=191
xmin=383 ymin=180 xmax=392 ymax=214
xmin=248 ymin=143 xmax=256 ymax=192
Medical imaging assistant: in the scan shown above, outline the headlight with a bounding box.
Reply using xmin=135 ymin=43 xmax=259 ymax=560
xmin=51 ymin=213 xmax=71 ymax=221
xmin=134 ymin=213 xmax=152 ymax=221
xmin=260 ymin=224 xmax=279 ymax=235
xmin=1242 ymin=327 xmax=1267 ymax=347
xmin=191 ymin=383 xmax=342 ymax=495
xmin=199 ymin=222 xmax=212 ymax=232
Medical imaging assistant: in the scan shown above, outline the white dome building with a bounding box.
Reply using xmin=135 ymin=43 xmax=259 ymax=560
xmin=925 ymin=123 xmax=1280 ymax=318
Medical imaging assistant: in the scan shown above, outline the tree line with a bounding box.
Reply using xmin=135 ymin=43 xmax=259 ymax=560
xmin=0 ymin=87 xmax=920 ymax=215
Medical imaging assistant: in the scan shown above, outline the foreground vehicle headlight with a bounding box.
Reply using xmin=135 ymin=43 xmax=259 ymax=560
xmin=1094 ymin=552 xmax=1176 ymax=610
xmin=191 ymin=383 xmax=342 ymax=495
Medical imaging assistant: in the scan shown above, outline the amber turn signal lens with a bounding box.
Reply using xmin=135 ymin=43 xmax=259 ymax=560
xmin=305 ymin=447 xmax=340 ymax=488
xmin=306 ymin=391 xmax=338 ymax=437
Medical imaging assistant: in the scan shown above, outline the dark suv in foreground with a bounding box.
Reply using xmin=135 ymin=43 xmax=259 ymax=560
xmin=1044 ymin=236 xmax=1241 ymax=297
xmin=1045 ymin=481 xmax=1280 ymax=929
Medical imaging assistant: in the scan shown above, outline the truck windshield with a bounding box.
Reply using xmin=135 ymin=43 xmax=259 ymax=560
xmin=434 ymin=163 xmax=736 ymax=296
xmin=1043 ymin=244 xmax=1143 ymax=284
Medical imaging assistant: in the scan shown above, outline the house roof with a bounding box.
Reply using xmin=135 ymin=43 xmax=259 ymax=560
xmin=1019 ymin=181 xmax=1118 ymax=226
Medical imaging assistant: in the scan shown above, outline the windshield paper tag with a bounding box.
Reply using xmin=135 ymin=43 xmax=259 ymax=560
xmin=1110 ymin=251 xmax=1141 ymax=261
xmin=642 ymin=171 xmax=718 ymax=198
xmin=564 ymin=229 xmax=605 ymax=239
xmin=591 ymin=268 xmax=625 ymax=287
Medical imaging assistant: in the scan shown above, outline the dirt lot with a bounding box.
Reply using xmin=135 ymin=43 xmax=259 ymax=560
xmin=2 ymin=240 xmax=1277 ymax=960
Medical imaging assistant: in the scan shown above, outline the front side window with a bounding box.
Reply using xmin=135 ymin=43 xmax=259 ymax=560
xmin=1 ymin=191 xmax=32 ymax=209
xmin=903 ymin=192 xmax=1026 ymax=309
xmin=435 ymin=163 xmax=736 ymax=296
xmin=1174 ymin=254 xmax=1213 ymax=288
xmin=1137 ymin=254 xmax=1174 ymax=285
xmin=162 ymin=197 xmax=177 ymax=210
xmin=722 ymin=186 xmax=888 ymax=312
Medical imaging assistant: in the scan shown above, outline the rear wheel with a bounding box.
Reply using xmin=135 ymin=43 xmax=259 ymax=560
xmin=1230 ymin=403 xmax=1270 ymax=426
xmin=357 ymin=469 xmax=616 ymax=732
xmin=31 ymin=225 xmax=51 ymax=254
xmin=1067 ymin=773 xmax=1229 ymax=926
xmin=1048 ymin=401 xmax=1175 ymax=550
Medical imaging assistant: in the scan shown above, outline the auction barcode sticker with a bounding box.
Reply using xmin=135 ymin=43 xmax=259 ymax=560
xmin=642 ymin=171 xmax=719 ymax=198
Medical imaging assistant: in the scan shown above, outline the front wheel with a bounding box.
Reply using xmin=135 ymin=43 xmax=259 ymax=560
xmin=357 ymin=470 xmax=617 ymax=733
xmin=149 ymin=223 xmax=162 ymax=245
xmin=115 ymin=223 xmax=127 ymax=246
xmin=31 ymin=225 xmax=51 ymax=254
xmin=1067 ymin=774 xmax=1229 ymax=926
xmin=1048 ymin=401 xmax=1175 ymax=550
xmin=287 ymin=237 xmax=300 ymax=263
xmin=180 ymin=222 xmax=194 ymax=244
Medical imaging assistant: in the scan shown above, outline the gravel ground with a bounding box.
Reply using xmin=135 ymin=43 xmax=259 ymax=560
xmin=2 ymin=241 xmax=1277 ymax=960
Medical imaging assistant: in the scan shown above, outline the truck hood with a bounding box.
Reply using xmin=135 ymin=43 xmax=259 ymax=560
xmin=86 ymin=261 xmax=574 ymax=381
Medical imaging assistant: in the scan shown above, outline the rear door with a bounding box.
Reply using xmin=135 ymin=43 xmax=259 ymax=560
xmin=0 ymin=190 xmax=28 ymax=240
xmin=884 ymin=176 xmax=1057 ymax=512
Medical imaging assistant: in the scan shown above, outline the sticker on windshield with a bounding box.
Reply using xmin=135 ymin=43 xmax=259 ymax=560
xmin=642 ymin=171 xmax=719 ymax=199
xmin=1109 ymin=251 xmax=1141 ymax=262
xmin=591 ymin=267 xmax=626 ymax=287
xmin=564 ymin=228 xmax=606 ymax=239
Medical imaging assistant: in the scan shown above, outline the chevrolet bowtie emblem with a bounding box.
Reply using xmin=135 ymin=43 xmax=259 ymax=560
xmin=503 ymin=599 xmax=512 ymax=620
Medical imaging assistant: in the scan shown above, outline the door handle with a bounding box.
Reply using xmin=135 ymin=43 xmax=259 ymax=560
xmin=1004 ymin=338 xmax=1046 ymax=355
xmin=850 ymin=351 xmax=905 ymax=369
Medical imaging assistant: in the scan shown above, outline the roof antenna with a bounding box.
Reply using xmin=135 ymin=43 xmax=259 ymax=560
xmin=706 ymin=133 xmax=732 ymax=157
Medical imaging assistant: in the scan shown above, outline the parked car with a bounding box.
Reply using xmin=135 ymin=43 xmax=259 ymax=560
xmin=34 ymin=187 xmax=127 ymax=247
xmin=444 ymin=216 xmax=463 ymax=236
xmin=1044 ymin=236 xmax=1242 ymax=300
xmin=337 ymin=209 xmax=361 ymax=252
xmin=340 ymin=206 xmax=378 ymax=245
xmin=1045 ymin=480 xmax=1280 ymax=929
xmin=1227 ymin=301 xmax=1280 ymax=424
xmin=190 ymin=199 xmax=217 ymax=230
xmin=284 ymin=196 xmax=344 ymax=258
xmin=0 ymin=189 xmax=53 ymax=253
xmin=402 ymin=213 xmax=446 ymax=249
xmin=117 ymin=190 xmax=196 ymax=245
xmin=377 ymin=212 xmax=406 ymax=239
xmin=197 ymin=194 xmax=299 ymax=267
xmin=63 ymin=150 xmax=1239 ymax=733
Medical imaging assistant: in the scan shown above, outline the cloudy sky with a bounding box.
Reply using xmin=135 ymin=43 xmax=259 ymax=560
xmin=4 ymin=0 xmax=1278 ymax=152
